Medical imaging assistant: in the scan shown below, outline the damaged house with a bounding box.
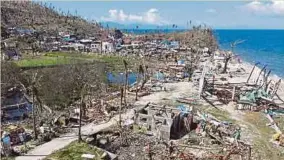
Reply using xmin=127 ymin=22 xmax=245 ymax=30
xmin=90 ymin=41 xmax=102 ymax=53
xmin=3 ymin=49 xmax=22 ymax=61
xmin=1 ymin=87 xmax=32 ymax=121
xmin=102 ymin=41 xmax=115 ymax=53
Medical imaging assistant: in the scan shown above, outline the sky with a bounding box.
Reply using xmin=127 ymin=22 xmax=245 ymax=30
xmin=44 ymin=0 xmax=284 ymax=29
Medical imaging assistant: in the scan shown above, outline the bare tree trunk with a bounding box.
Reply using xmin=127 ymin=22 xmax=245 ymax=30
xmin=247 ymin=63 xmax=259 ymax=83
xmin=222 ymin=56 xmax=231 ymax=74
xmin=135 ymin=74 xmax=139 ymax=101
xmin=124 ymin=71 xmax=128 ymax=104
xmin=78 ymin=84 xmax=87 ymax=142
xmin=123 ymin=60 xmax=128 ymax=105
xmin=78 ymin=96 xmax=83 ymax=142
xmin=32 ymin=88 xmax=37 ymax=140
xmin=119 ymin=87 xmax=123 ymax=127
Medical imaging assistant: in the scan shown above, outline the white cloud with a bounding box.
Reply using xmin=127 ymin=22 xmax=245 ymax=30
xmin=128 ymin=14 xmax=143 ymax=21
xmin=243 ymin=0 xmax=284 ymax=16
xmin=205 ymin=9 xmax=217 ymax=13
xmin=101 ymin=8 xmax=168 ymax=24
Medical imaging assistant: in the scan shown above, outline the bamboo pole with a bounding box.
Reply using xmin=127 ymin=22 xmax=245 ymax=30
xmin=255 ymin=65 xmax=267 ymax=85
xmin=246 ymin=62 xmax=260 ymax=83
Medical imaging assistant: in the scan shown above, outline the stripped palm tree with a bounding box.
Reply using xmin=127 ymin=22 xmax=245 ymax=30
xmin=222 ymin=40 xmax=245 ymax=73
xmin=119 ymin=87 xmax=123 ymax=128
xmin=123 ymin=60 xmax=128 ymax=104
xmin=165 ymin=54 xmax=169 ymax=65
xmin=135 ymin=65 xmax=144 ymax=100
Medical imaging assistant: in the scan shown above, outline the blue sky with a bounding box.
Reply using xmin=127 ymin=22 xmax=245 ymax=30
xmin=45 ymin=1 xmax=284 ymax=29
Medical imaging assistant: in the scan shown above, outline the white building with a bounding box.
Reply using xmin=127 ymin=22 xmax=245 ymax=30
xmin=91 ymin=41 xmax=102 ymax=53
xmin=60 ymin=43 xmax=85 ymax=51
xmin=102 ymin=42 xmax=115 ymax=53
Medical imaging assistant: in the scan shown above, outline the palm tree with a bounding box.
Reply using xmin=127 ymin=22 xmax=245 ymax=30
xmin=165 ymin=54 xmax=169 ymax=65
xmin=135 ymin=65 xmax=144 ymax=100
xmin=123 ymin=60 xmax=128 ymax=104
xmin=119 ymin=87 xmax=123 ymax=128
xmin=222 ymin=40 xmax=245 ymax=73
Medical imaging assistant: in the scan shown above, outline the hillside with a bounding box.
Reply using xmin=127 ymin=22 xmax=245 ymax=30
xmin=1 ymin=1 xmax=103 ymax=37
xmin=165 ymin=27 xmax=218 ymax=51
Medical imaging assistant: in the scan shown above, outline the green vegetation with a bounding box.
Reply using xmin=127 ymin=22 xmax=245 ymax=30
xmin=197 ymin=105 xmax=236 ymax=123
xmin=244 ymin=112 xmax=284 ymax=160
xmin=15 ymin=56 xmax=83 ymax=67
xmin=46 ymin=52 xmax=138 ymax=71
xmin=16 ymin=52 xmax=139 ymax=72
xmin=206 ymin=108 xmax=236 ymax=123
xmin=45 ymin=141 xmax=105 ymax=160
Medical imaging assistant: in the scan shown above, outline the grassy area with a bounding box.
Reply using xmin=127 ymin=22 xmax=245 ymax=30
xmin=45 ymin=141 xmax=105 ymax=160
xmin=197 ymin=105 xmax=236 ymax=123
xmin=206 ymin=107 xmax=236 ymax=123
xmin=274 ymin=114 xmax=284 ymax=132
xmin=16 ymin=57 xmax=74 ymax=67
xmin=244 ymin=112 xmax=284 ymax=160
xmin=17 ymin=52 xmax=140 ymax=71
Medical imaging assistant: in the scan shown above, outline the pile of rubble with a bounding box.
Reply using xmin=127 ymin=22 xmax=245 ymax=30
xmin=194 ymin=54 xmax=284 ymax=148
xmin=80 ymin=102 xmax=252 ymax=160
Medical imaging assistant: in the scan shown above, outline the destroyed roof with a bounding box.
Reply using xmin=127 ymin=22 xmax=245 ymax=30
xmin=80 ymin=39 xmax=93 ymax=43
xmin=5 ymin=49 xmax=21 ymax=57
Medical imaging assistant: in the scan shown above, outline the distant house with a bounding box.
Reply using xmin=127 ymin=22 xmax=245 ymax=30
xmin=60 ymin=43 xmax=85 ymax=51
xmin=80 ymin=39 xmax=93 ymax=44
xmin=91 ymin=41 xmax=102 ymax=53
xmin=160 ymin=40 xmax=171 ymax=49
xmin=16 ymin=28 xmax=35 ymax=36
xmin=1 ymin=87 xmax=32 ymax=121
xmin=62 ymin=34 xmax=77 ymax=43
xmin=170 ymin=41 xmax=179 ymax=49
xmin=102 ymin=42 xmax=115 ymax=53
xmin=79 ymin=39 xmax=93 ymax=51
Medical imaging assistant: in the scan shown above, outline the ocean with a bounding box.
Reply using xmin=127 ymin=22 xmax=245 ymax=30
xmin=215 ymin=30 xmax=284 ymax=78
xmin=122 ymin=29 xmax=284 ymax=78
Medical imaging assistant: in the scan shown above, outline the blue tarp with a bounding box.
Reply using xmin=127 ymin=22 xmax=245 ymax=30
xmin=154 ymin=72 xmax=165 ymax=80
xmin=178 ymin=60 xmax=185 ymax=65
xmin=170 ymin=41 xmax=179 ymax=47
xmin=107 ymin=72 xmax=139 ymax=85
xmin=177 ymin=105 xmax=190 ymax=117
xmin=2 ymin=136 xmax=11 ymax=144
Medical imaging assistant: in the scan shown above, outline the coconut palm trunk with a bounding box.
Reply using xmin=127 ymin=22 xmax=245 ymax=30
xmin=135 ymin=65 xmax=144 ymax=100
xmin=123 ymin=60 xmax=128 ymax=104
xmin=32 ymin=86 xmax=38 ymax=140
xmin=119 ymin=87 xmax=123 ymax=127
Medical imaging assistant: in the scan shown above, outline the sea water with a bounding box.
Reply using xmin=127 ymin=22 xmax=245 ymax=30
xmin=215 ymin=30 xmax=284 ymax=78
xmin=125 ymin=29 xmax=284 ymax=77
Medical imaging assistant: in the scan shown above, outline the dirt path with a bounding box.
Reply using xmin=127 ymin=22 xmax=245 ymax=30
xmin=134 ymin=82 xmax=194 ymax=106
xmin=15 ymin=82 xmax=193 ymax=160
